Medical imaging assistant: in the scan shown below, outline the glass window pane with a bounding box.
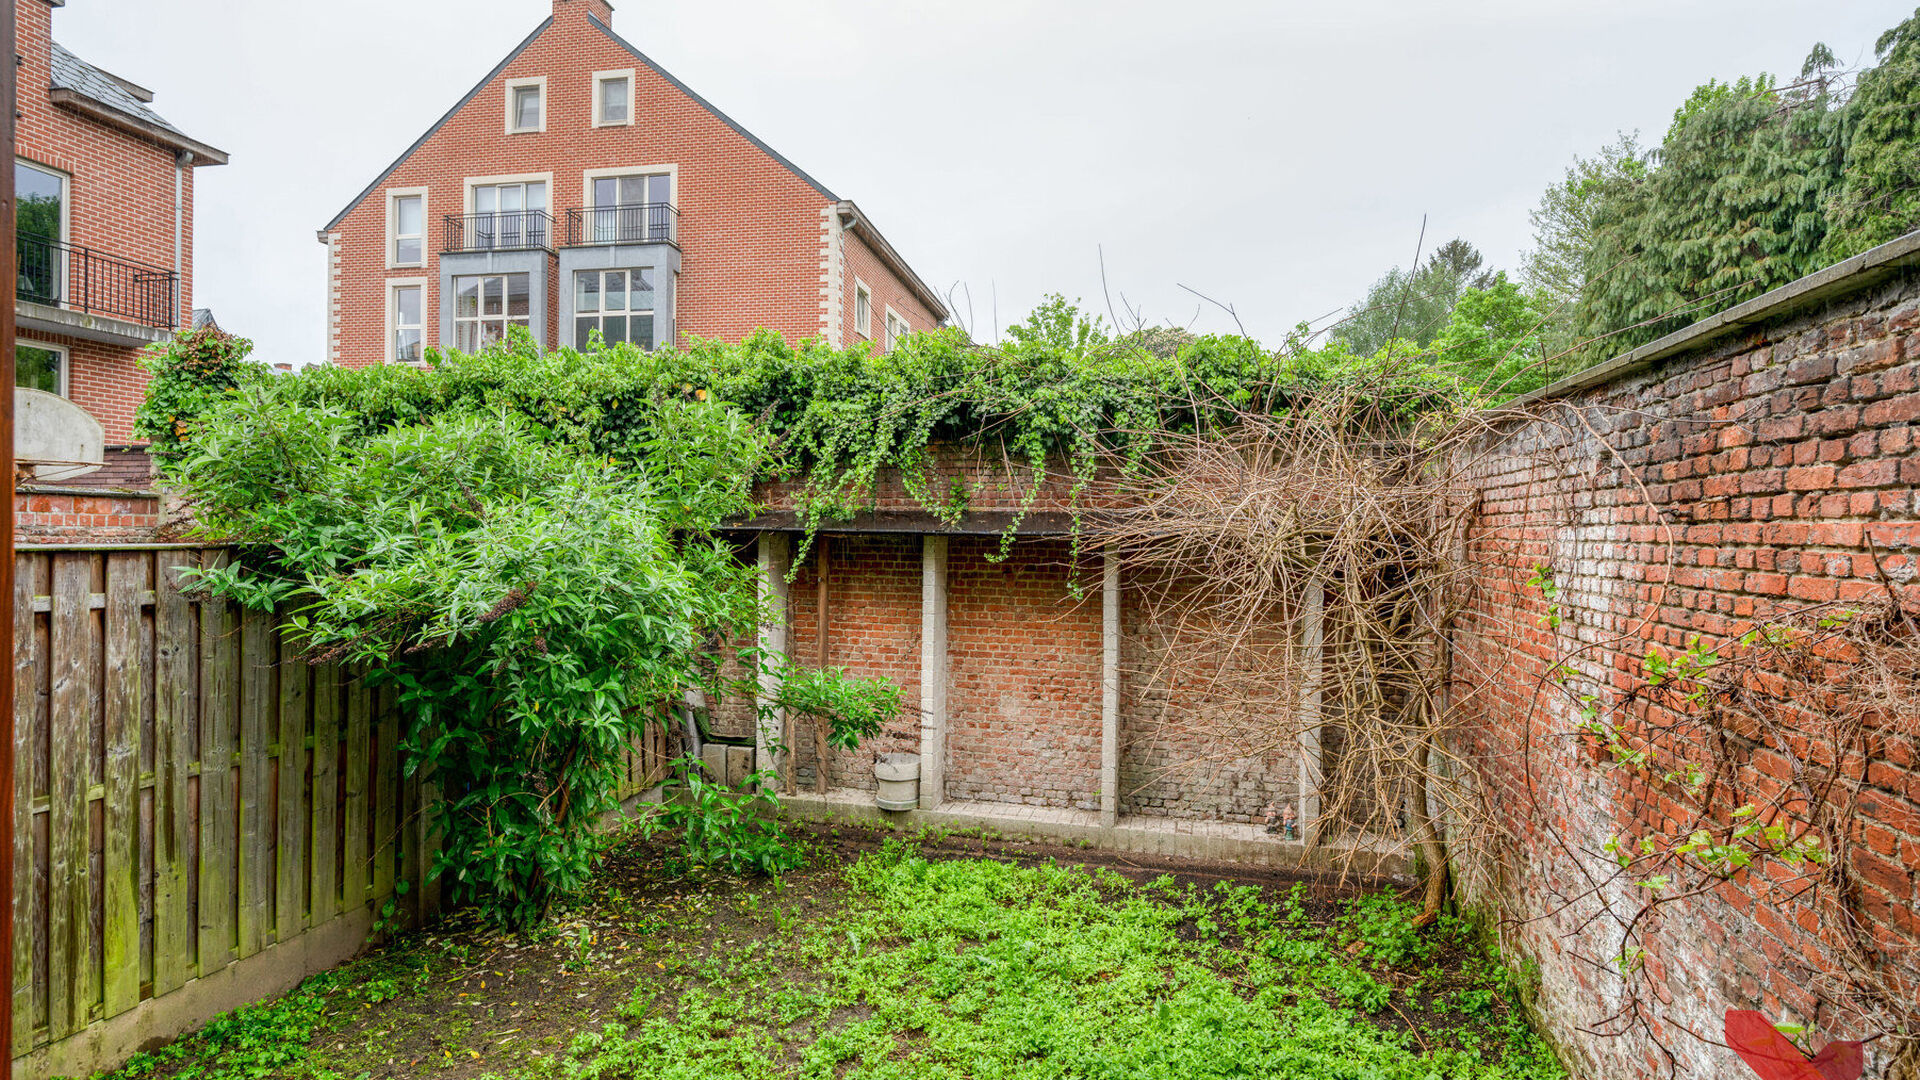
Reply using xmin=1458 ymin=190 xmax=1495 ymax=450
xmin=647 ymin=174 xmax=671 ymax=206
xmin=455 ymin=277 xmax=481 ymax=318
xmin=602 ymin=77 xmax=629 ymax=123
xmin=16 ymin=162 xmax=63 ymax=240
xmin=632 ymin=268 xmax=654 ymax=312
xmin=500 ymin=186 xmax=523 ymax=213
xmin=396 ymin=237 xmax=421 ymax=264
xmin=593 ymin=177 xmax=616 ymax=207
xmin=605 ymin=271 xmax=626 ymax=311
xmin=16 ymin=345 xmax=61 ymax=393
xmin=528 ymin=183 xmax=547 ymax=212
xmin=576 ymin=316 xmax=599 ymax=350
xmin=456 ymin=322 xmax=479 ymax=353
xmin=617 ymin=176 xmax=643 ymax=206
xmin=515 ymin=86 xmax=540 ymax=129
xmin=483 ymin=276 xmax=503 ymax=316
xmin=397 ymin=286 xmax=421 ymax=325
xmin=633 ymin=314 xmax=655 ymax=352
xmin=575 ymin=271 xmax=600 ymax=313
xmin=481 ymin=319 xmax=504 ymax=348
xmin=396 ymin=195 xmax=421 ymax=235
xmin=396 ymin=329 xmax=422 ymax=363
xmin=475 ymin=186 xmax=496 ymax=214
xmin=604 ymin=315 xmax=627 ymax=346
xmin=507 ymin=274 xmax=530 ymax=318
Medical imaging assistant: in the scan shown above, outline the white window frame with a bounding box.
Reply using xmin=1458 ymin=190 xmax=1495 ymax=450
xmin=884 ymin=306 xmax=909 ymax=350
xmin=504 ymin=76 xmax=547 ymax=134
xmin=386 ymin=187 xmax=428 ymax=269
xmin=15 ymin=337 xmax=69 ymax=396
xmin=451 ymin=272 xmax=534 ymax=352
xmin=854 ymin=279 xmax=873 ymax=338
xmin=16 ymin=159 xmax=71 ymax=307
xmin=465 ymin=172 xmax=555 ymax=215
xmin=579 ymin=164 xmax=678 ymax=211
xmin=386 ymin=277 xmax=427 ymax=366
xmin=593 ymin=68 xmax=635 ymax=128
xmin=571 ymin=267 xmax=658 ymax=351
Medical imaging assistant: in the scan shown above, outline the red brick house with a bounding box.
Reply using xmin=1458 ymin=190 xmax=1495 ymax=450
xmin=319 ymin=0 xmax=947 ymax=368
xmin=13 ymin=0 xmax=227 ymax=443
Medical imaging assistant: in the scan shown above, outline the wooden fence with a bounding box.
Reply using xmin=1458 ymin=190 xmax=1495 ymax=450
xmin=10 ymin=546 xmax=673 ymax=1070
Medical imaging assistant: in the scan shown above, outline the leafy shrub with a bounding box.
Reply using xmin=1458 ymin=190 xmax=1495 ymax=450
xmin=131 ymin=328 xmax=265 ymax=468
xmin=643 ymin=761 xmax=806 ymax=877
xmin=1341 ymin=891 xmax=1432 ymax=968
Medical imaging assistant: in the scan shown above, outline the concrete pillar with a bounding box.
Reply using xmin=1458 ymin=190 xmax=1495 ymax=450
xmin=919 ymin=535 xmax=948 ymax=809
xmin=1100 ymin=550 xmax=1121 ymax=828
xmin=754 ymin=532 xmax=792 ymax=782
xmin=1299 ymin=582 xmax=1325 ymax=847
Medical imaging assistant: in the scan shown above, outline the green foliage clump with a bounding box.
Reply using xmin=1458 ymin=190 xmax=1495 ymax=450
xmin=1824 ymin=10 xmax=1920 ymax=259
xmin=642 ymin=762 xmax=806 ymax=877
xmin=131 ymin=328 xmax=266 ymax=468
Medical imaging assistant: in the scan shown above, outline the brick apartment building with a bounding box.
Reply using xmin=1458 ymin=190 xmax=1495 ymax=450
xmin=13 ymin=0 xmax=226 ymax=443
xmin=320 ymin=0 xmax=947 ymax=367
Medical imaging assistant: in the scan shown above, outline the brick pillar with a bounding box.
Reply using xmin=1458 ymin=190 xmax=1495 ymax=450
xmin=918 ymin=535 xmax=948 ymax=809
xmin=1100 ymin=550 xmax=1120 ymax=828
xmin=754 ymin=532 xmax=791 ymax=781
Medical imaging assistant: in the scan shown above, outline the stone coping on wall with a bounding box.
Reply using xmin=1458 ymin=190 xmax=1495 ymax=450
xmin=1520 ymin=226 xmax=1920 ymax=406
xmin=780 ymin=788 xmax=1412 ymax=879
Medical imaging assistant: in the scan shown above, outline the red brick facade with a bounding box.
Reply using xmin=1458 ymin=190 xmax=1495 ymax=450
xmin=1453 ymin=268 xmax=1920 ymax=1078
xmin=321 ymin=0 xmax=944 ymax=367
xmin=14 ymin=0 xmax=223 ymax=443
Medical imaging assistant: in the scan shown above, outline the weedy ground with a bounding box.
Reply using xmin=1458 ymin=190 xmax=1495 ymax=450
xmin=94 ymin=823 xmax=1564 ymax=1080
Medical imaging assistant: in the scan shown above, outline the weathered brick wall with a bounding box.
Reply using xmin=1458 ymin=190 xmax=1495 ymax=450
xmin=785 ymin=534 xmax=924 ymax=791
xmin=1119 ymin=569 xmax=1299 ymax=822
xmin=13 ymin=488 xmax=162 ymax=544
xmin=1453 ymin=270 xmax=1920 ymax=1079
xmin=945 ymin=537 xmax=1104 ymax=809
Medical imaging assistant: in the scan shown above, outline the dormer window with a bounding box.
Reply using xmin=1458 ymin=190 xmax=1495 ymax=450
xmin=506 ymin=78 xmax=546 ymax=133
xmin=595 ymin=70 xmax=633 ymax=127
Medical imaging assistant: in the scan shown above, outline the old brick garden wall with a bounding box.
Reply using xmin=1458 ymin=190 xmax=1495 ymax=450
xmin=1452 ymin=246 xmax=1920 ymax=1078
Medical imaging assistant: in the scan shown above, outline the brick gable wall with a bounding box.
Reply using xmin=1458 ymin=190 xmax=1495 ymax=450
xmin=325 ymin=1 xmax=939 ymax=366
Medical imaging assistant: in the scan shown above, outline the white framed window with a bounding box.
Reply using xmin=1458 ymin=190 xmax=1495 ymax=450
xmin=582 ymin=168 xmax=675 ymax=244
xmin=594 ymin=69 xmax=634 ymax=127
xmin=573 ymin=268 xmax=656 ymax=351
xmin=387 ymin=188 xmax=426 ymax=268
xmin=452 ymin=273 xmax=531 ymax=352
xmin=465 ymin=175 xmax=551 ymax=249
xmin=15 ymin=339 xmax=67 ymax=396
xmin=505 ymin=77 xmax=546 ymax=134
xmin=885 ymin=307 xmax=909 ymax=350
xmin=388 ymin=279 xmax=426 ymax=364
xmin=854 ymin=280 xmax=872 ymax=338
xmin=16 ymin=159 xmax=69 ymax=306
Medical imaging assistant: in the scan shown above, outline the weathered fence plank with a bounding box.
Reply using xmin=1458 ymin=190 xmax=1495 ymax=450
xmin=196 ymin=560 xmax=235 ymax=978
xmin=235 ymin=608 xmax=274 ymax=959
xmin=13 ymin=553 xmax=43 ymax=1050
xmin=276 ymin=624 xmax=309 ymax=940
xmin=101 ymin=553 xmax=144 ymax=1018
xmin=309 ymin=664 xmax=340 ymax=924
xmin=48 ymin=554 xmax=93 ymax=1039
xmin=340 ymin=675 xmax=370 ymax=909
xmin=373 ymin=686 xmax=398 ymax=903
xmin=151 ymin=552 xmax=195 ymax=996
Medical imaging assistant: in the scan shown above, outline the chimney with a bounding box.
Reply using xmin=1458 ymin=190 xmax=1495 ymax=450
xmin=553 ymin=0 xmax=614 ymax=25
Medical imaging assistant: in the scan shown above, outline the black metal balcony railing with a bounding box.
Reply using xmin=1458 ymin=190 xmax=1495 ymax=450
xmin=565 ymin=203 xmax=679 ymax=247
xmin=15 ymin=233 xmax=179 ymax=329
xmin=442 ymin=210 xmax=555 ymax=253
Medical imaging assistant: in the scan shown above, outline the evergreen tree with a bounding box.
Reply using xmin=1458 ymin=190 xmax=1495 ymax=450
xmin=1824 ymin=9 xmax=1920 ymax=259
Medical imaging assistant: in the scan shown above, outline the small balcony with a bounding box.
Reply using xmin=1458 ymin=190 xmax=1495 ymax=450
xmin=15 ymin=233 xmax=179 ymax=332
xmin=564 ymin=204 xmax=679 ymax=248
xmin=442 ymin=211 xmax=556 ymax=254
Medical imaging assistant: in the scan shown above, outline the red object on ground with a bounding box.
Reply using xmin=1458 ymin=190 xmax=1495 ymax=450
xmin=1725 ymin=1010 xmax=1863 ymax=1080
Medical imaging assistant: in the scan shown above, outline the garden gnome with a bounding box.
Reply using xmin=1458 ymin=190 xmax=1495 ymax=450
xmin=1281 ymin=802 xmax=1298 ymax=840
xmin=1263 ymin=802 xmax=1280 ymax=833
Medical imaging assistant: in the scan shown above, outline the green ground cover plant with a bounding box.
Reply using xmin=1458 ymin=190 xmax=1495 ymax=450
xmin=92 ymin=830 xmax=1563 ymax=1080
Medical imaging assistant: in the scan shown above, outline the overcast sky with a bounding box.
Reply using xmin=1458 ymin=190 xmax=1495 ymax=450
xmin=51 ymin=0 xmax=1917 ymax=361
